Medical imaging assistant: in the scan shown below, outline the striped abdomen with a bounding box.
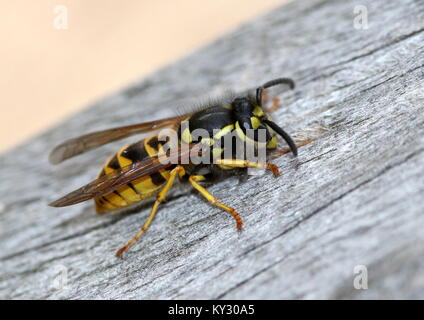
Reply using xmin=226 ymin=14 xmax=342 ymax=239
xmin=95 ymin=136 xmax=172 ymax=213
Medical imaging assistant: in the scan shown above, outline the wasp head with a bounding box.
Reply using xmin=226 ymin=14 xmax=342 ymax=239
xmin=230 ymin=78 xmax=297 ymax=156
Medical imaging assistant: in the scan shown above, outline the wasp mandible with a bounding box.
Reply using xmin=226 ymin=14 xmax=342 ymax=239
xmin=49 ymin=78 xmax=298 ymax=258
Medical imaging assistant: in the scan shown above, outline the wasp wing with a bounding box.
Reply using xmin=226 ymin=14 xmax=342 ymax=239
xmin=49 ymin=143 xmax=203 ymax=207
xmin=49 ymin=114 xmax=190 ymax=164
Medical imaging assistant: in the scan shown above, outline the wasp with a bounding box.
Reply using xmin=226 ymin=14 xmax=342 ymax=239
xmin=49 ymin=78 xmax=299 ymax=258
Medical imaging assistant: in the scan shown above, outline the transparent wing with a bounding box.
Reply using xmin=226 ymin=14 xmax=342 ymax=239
xmin=49 ymin=114 xmax=190 ymax=164
xmin=49 ymin=143 xmax=202 ymax=207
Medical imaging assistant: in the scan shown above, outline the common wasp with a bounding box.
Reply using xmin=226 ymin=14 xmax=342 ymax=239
xmin=49 ymin=78 xmax=300 ymax=258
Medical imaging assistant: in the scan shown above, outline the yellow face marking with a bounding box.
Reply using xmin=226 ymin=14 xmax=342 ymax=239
xmin=253 ymin=106 xmax=265 ymax=117
xmin=250 ymin=117 xmax=262 ymax=129
xmin=235 ymin=121 xmax=267 ymax=148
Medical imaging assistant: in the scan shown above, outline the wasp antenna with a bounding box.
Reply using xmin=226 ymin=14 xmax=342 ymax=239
xmin=256 ymin=78 xmax=295 ymax=106
xmin=256 ymin=87 xmax=264 ymax=106
xmin=262 ymin=78 xmax=295 ymax=90
xmin=263 ymin=120 xmax=298 ymax=156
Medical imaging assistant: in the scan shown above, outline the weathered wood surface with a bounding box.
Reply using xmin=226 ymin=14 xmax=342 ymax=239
xmin=1 ymin=0 xmax=424 ymax=299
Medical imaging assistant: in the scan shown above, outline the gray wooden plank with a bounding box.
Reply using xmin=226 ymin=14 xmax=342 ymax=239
xmin=0 ymin=0 xmax=423 ymax=299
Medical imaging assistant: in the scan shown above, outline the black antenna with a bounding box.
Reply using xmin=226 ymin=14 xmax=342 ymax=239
xmin=263 ymin=119 xmax=298 ymax=156
xmin=256 ymin=77 xmax=295 ymax=106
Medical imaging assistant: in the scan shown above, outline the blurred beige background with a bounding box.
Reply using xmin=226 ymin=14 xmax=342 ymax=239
xmin=0 ymin=0 xmax=290 ymax=153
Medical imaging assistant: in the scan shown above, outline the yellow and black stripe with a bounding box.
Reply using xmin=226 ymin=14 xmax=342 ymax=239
xmin=180 ymin=105 xmax=278 ymax=171
xmin=95 ymin=136 xmax=173 ymax=213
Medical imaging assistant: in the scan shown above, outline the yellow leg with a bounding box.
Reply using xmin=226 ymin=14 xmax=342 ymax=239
xmin=115 ymin=165 xmax=185 ymax=258
xmin=189 ymin=175 xmax=243 ymax=231
xmin=215 ymin=159 xmax=280 ymax=177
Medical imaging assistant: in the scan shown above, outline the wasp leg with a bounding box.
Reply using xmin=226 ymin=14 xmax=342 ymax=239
xmin=116 ymin=165 xmax=185 ymax=258
xmin=215 ymin=159 xmax=280 ymax=177
xmin=188 ymin=175 xmax=243 ymax=231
